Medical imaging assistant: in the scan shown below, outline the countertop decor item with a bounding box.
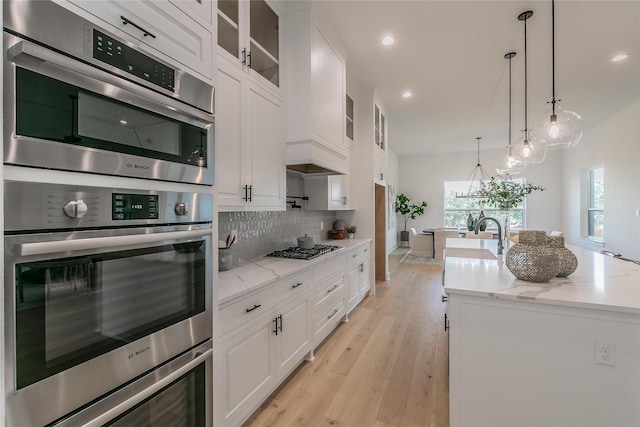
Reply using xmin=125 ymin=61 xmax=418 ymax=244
xmin=548 ymin=235 xmax=578 ymax=276
xmin=346 ymin=225 xmax=357 ymax=239
xmin=329 ymin=229 xmax=346 ymax=240
xmin=505 ymin=230 xmax=563 ymax=282
xmin=333 ymin=219 xmax=345 ymax=230
xmin=297 ymin=235 xmax=314 ymax=249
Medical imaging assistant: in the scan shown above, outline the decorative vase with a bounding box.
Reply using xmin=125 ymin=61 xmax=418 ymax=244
xmin=219 ymin=248 xmax=233 ymax=271
xmin=518 ymin=230 xmax=548 ymax=246
xmin=547 ymin=236 xmax=578 ymax=277
xmin=478 ymin=210 xmax=487 ymax=231
xmin=400 ymin=230 xmax=410 ymax=246
xmin=505 ymin=244 xmax=560 ymax=282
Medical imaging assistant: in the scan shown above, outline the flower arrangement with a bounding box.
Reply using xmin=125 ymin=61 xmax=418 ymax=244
xmin=346 ymin=225 xmax=357 ymax=234
xmin=478 ymin=177 xmax=545 ymax=210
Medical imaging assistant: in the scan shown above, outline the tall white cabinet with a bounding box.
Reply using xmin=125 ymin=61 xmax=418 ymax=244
xmin=215 ymin=0 xmax=286 ymax=211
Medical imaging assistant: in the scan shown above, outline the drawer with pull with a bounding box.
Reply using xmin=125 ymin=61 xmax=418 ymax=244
xmin=347 ymin=243 xmax=370 ymax=269
xmin=313 ymin=272 xmax=345 ymax=308
xmin=314 ymin=295 xmax=346 ymax=345
xmin=218 ymin=270 xmax=312 ymax=337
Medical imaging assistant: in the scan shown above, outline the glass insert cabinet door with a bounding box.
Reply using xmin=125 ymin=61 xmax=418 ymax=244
xmin=217 ymin=0 xmax=280 ymax=87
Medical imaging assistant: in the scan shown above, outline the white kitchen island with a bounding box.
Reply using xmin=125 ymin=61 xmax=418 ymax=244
xmin=443 ymin=238 xmax=640 ymax=427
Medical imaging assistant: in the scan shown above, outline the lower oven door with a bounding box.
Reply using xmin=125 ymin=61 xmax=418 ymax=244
xmin=4 ymin=226 xmax=212 ymax=427
xmin=56 ymin=340 xmax=213 ymax=427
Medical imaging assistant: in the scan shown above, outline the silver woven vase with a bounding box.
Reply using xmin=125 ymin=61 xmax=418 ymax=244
xmin=547 ymin=236 xmax=578 ymax=277
xmin=505 ymin=243 xmax=560 ymax=282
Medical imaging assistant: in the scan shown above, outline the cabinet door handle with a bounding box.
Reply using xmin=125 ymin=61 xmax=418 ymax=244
xmin=273 ymin=317 xmax=278 ymax=335
xmin=246 ymin=304 xmax=261 ymax=313
xmin=277 ymin=314 xmax=283 ymax=332
xmin=327 ymin=309 xmax=339 ymax=320
xmin=327 ymin=284 xmax=338 ymax=293
xmin=243 ymin=185 xmax=248 ymax=201
xmin=247 ymin=51 xmax=252 ymax=68
xmin=360 ymin=264 xmax=364 ymax=272
xmin=242 ymin=48 xmax=247 ymax=65
xmin=444 ymin=313 xmax=449 ymax=331
xmin=248 ymin=185 xmax=252 ymax=202
xmin=292 ymin=282 xmax=303 ymax=289
xmin=120 ymin=16 xmax=156 ymax=39
xmin=342 ymin=196 xmax=347 ymax=205
xmin=442 ymin=294 xmax=448 ymax=303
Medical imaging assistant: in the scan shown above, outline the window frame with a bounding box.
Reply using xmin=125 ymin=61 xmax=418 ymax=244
xmin=585 ymin=166 xmax=604 ymax=242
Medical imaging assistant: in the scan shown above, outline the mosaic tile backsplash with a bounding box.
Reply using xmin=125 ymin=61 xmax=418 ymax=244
xmin=218 ymin=209 xmax=338 ymax=266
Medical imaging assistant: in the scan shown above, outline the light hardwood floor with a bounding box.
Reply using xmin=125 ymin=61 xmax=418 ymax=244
xmin=243 ymin=248 xmax=449 ymax=427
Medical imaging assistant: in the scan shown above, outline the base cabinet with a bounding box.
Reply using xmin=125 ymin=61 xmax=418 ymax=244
xmin=346 ymin=242 xmax=371 ymax=312
xmin=215 ymin=292 xmax=311 ymax=426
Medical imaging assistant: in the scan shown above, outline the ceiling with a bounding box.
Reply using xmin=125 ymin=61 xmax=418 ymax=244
xmin=312 ymin=1 xmax=640 ymax=156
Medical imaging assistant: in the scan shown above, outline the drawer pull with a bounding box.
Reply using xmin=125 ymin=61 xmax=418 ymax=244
xmin=327 ymin=284 xmax=338 ymax=293
xmin=364 ymin=248 xmax=368 ymax=252
xmin=292 ymin=282 xmax=303 ymax=289
xmin=120 ymin=16 xmax=156 ymax=39
xmin=246 ymin=304 xmax=261 ymax=313
xmin=327 ymin=309 xmax=339 ymax=320
xmin=352 ymin=254 xmax=357 ymax=258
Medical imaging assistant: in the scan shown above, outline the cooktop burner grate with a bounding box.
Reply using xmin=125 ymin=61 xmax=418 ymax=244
xmin=266 ymin=244 xmax=343 ymax=260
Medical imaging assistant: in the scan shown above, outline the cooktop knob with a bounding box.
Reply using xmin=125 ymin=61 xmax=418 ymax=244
xmin=175 ymin=202 xmax=189 ymax=216
xmin=63 ymin=199 xmax=88 ymax=219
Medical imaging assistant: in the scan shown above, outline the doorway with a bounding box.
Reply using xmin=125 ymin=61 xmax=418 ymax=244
xmin=374 ymin=183 xmax=387 ymax=281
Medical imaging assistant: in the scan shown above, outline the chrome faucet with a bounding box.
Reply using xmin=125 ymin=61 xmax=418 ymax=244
xmin=474 ymin=217 xmax=504 ymax=255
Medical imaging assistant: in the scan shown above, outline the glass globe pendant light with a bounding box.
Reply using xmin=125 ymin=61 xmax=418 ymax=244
xmin=511 ymin=10 xmax=546 ymax=165
xmin=530 ymin=0 xmax=583 ymax=149
xmin=495 ymin=51 xmax=526 ymax=176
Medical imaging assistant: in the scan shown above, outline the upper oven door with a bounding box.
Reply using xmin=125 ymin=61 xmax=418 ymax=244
xmin=3 ymin=31 xmax=215 ymax=185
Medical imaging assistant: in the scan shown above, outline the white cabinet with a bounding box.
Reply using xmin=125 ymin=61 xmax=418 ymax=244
xmin=217 ymin=0 xmax=282 ymax=91
xmin=170 ymin=0 xmax=213 ymax=27
xmin=285 ymin=5 xmax=348 ymax=173
xmin=216 ymin=57 xmax=286 ymax=211
xmin=303 ymin=174 xmax=351 ymax=210
xmin=312 ymin=253 xmax=347 ymax=345
xmin=65 ymin=0 xmax=213 ymax=80
xmin=346 ymin=242 xmax=371 ymax=312
xmin=216 ymin=272 xmax=312 ymax=426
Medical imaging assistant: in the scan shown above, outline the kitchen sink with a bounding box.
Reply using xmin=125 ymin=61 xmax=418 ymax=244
xmin=444 ymin=248 xmax=497 ymax=260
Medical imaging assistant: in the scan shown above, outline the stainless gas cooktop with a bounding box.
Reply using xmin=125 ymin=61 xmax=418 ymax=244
xmin=266 ymin=244 xmax=343 ymax=260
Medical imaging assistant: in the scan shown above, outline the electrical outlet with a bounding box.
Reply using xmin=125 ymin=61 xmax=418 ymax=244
xmin=320 ymin=222 xmax=324 ymax=231
xmin=595 ymin=341 xmax=616 ymax=366
xmin=230 ymin=229 xmax=238 ymax=244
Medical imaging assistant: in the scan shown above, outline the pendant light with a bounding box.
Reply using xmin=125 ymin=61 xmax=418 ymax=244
xmin=511 ymin=10 xmax=546 ymax=165
xmin=456 ymin=137 xmax=491 ymax=198
xmin=530 ymin=0 xmax=583 ymax=149
xmin=495 ymin=51 xmax=526 ymax=176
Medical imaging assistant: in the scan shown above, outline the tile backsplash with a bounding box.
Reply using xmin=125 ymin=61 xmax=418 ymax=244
xmin=218 ymin=209 xmax=337 ymax=266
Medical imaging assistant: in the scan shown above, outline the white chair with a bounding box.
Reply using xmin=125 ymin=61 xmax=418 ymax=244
xmin=434 ymin=229 xmax=460 ymax=261
xmin=466 ymin=231 xmax=493 ymax=239
xmin=549 ymin=231 xmax=564 ymax=237
xmin=409 ymin=227 xmax=433 ymax=256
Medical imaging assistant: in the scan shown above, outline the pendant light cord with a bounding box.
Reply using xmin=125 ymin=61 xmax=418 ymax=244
xmin=524 ymin=14 xmax=529 ymax=136
xmin=551 ymin=0 xmax=557 ymax=115
xmin=509 ymin=54 xmax=513 ymax=146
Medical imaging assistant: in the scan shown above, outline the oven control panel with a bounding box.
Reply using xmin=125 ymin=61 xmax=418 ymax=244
xmin=4 ymin=181 xmax=212 ymax=232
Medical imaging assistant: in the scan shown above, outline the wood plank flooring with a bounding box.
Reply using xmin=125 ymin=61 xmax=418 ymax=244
xmin=243 ymin=249 xmax=449 ymax=427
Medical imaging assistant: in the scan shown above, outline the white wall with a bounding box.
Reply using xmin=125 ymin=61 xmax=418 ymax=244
xmin=397 ymin=148 xmax=563 ymax=233
xmin=563 ymin=99 xmax=640 ymax=260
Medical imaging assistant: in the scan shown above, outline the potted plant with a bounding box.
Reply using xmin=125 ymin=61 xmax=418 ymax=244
xmin=346 ymin=225 xmax=357 ymax=239
xmin=395 ymin=193 xmax=428 ymax=245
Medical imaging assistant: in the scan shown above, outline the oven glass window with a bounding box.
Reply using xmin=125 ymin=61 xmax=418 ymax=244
xmin=105 ymin=363 xmax=206 ymax=427
xmin=15 ymin=67 xmax=207 ymax=167
xmin=14 ymin=243 xmax=206 ymax=389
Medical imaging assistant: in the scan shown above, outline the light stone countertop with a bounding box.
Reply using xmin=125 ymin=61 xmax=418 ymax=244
xmin=443 ymin=238 xmax=640 ymax=315
xmin=217 ymin=238 xmax=372 ymax=306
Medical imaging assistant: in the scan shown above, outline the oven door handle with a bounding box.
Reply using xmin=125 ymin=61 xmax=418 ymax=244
xmin=7 ymin=39 xmax=213 ymax=123
xmin=20 ymin=229 xmax=211 ymax=256
xmin=82 ymin=346 xmax=212 ymax=427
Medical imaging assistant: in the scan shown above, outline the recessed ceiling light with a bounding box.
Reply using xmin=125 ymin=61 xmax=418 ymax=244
xmin=382 ymin=36 xmax=395 ymax=46
xmin=119 ymin=120 xmax=128 ymax=126
xmin=611 ymin=53 xmax=629 ymax=62
xmin=402 ymin=91 xmax=412 ymax=98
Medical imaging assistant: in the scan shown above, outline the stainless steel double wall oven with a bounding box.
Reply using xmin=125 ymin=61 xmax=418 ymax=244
xmin=3 ymin=1 xmax=215 ymax=425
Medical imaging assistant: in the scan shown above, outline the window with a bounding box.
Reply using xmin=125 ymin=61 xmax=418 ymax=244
xmin=443 ymin=179 xmax=526 ymax=229
xmin=587 ymin=167 xmax=604 ymax=240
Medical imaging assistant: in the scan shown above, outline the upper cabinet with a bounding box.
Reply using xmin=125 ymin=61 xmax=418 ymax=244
xmin=346 ymin=93 xmax=354 ymax=143
xmin=65 ymin=0 xmax=213 ymax=81
xmin=374 ymin=103 xmax=386 ymax=152
xmin=215 ymin=58 xmax=286 ymax=211
xmin=285 ymin=4 xmax=348 ymax=173
xmin=217 ymin=0 xmax=282 ymax=92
